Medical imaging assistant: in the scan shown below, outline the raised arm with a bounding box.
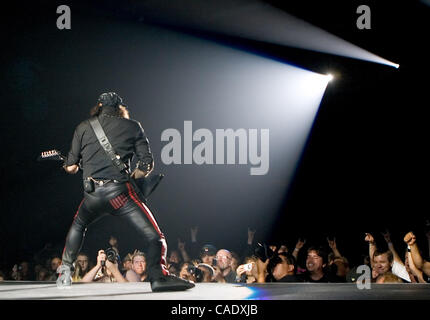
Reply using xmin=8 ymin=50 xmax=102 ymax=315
xmin=293 ymin=238 xmax=306 ymax=260
xmin=81 ymin=250 xmax=105 ymax=282
xmin=327 ymin=237 xmax=342 ymax=258
xmin=404 ymin=231 xmax=430 ymax=276
xmin=364 ymin=233 xmax=376 ymax=268
xmin=178 ymin=238 xmax=191 ymax=263
xmin=382 ymin=230 xmax=403 ymax=265
xmin=105 ymin=260 xmax=127 ymax=283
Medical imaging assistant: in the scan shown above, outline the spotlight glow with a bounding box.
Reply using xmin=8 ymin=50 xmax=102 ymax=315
xmin=135 ymin=0 xmax=401 ymax=69
xmin=326 ymin=73 xmax=334 ymax=82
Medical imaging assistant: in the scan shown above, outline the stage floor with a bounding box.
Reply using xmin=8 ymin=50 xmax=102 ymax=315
xmin=0 ymin=281 xmax=429 ymax=300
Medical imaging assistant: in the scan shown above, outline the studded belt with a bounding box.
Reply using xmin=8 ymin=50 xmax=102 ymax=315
xmin=89 ymin=177 xmax=120 ymax=186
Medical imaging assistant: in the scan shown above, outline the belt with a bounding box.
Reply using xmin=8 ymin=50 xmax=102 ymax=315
xmin=89 ymin=177 xmax=120 ymax=186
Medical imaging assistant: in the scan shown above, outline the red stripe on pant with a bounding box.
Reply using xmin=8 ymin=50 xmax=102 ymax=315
xmin=110 ymin=197 xmax=120 ymax=209
xmin=126 ymin=182 xmax=169 ymax=276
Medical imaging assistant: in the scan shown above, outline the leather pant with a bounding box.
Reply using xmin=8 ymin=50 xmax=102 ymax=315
xmin=61 ymin=181 xmax=169 ymax=281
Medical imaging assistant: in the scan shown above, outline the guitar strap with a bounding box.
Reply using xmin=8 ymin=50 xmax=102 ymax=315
xmin=89 ymin=117 xmax=128 ymax=172
xmin=89 ymin=117 xmax=162 ymax=200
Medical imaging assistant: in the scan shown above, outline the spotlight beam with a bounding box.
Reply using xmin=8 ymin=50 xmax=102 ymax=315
xmin=129 ymin=0 xmax=399 ymax=68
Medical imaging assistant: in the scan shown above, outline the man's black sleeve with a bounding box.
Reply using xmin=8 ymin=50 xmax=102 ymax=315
xmin=65 ymin=126 xmax=82 ymax=166
xmin=134 ymin=122 xmax=154 ymax=167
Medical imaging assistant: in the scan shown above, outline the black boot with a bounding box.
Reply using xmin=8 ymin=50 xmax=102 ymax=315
xmin=151 ymin=275 xmax=195 ymax=292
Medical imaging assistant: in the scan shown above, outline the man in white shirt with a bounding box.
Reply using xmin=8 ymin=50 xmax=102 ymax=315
xmin=365 ymin=232 xmax=410 ymax=282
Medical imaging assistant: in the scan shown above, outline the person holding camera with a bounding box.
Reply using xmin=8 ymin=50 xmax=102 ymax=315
xmin=81 ymin=249 xmax=127 ymax=283
xmin=59 ymin=92 xmax=194 ymax=292
xmin=213 ymin=249 xmax=237 ymax=283
xmin=236 ymin=257 xmax=259 ymax=283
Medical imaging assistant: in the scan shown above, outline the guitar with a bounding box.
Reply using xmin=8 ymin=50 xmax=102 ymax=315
xmin=38 ymin=149 xmax=163 ymax=199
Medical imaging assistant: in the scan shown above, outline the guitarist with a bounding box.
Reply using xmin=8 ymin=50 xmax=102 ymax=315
xmin=59 ymin=92 xmax=194 ymax=292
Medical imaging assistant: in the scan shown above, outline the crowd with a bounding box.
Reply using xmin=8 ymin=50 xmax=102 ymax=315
xmin=1 ymin=223 xmax=429 ymax=285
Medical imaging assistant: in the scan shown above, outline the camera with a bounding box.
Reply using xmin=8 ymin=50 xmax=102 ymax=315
xmin=244 ymin=263 xmax=253 ymax=272
xmin=105 ymin=247 xmax=119 ymax=263
xmin=187 ymin=265 xmax=204 ymax=282
xmin=254 ymin=243 xmax=275 ymax=262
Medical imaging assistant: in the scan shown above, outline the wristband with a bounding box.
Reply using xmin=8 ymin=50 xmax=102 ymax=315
xmin=294 ymin=248 xmax=299 ymax=252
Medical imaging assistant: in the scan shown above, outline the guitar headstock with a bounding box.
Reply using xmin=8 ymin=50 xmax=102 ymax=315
xmin=38 ymin=149 xmax=65 ymax=161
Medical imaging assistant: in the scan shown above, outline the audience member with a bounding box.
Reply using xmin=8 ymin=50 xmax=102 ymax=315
xmin=376 ymin=271 xmax=403 ymax=284
xmin=178 ymin=262 xmax=197 ymax=282
xmin=230 ymin=252 xmax=241 ymax=274
xmin=121 ymin=253 xmax=133 ymax=274
xmin=302 ymin=246 xmax=331 ymax=282
xmin=35 ymin=266 xmax=50 ymax=281
xmin=236 ymin=256 xmax=259 ymax=283
xmin=404 ymin=231 xmax=430 ymax=278
xmin=196 ymin=263 xmax=215 ymax=282
xmin=6 ymin=223 xmax=430 ymax=287
xmin=11 ymin=261 xmax=34 ymax=281
xmin=125 ymin=251 xmax=148 ymax=282
xmin=365 ymin=232 xmax=410 ymax=282
xmin=269 ymin=252 xmax=303 ymax=282
xmin=326 ymin=237 xmax=350 ymax=282
xmin=81 ymin=249 xmax=126 ymax=283
xmin=200 ymin=244 xmax=217 ymax=267
xmin=72 ymin=253 xmax=91 ymax=282
xmin=213 ymin=249 xmax=237 ymax=283
xmin=46 ymin=256 xmax=62 ymax=281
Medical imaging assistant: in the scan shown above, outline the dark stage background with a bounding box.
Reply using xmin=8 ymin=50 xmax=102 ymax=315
xmin=1 ymin=0 xmax=429 ymax=270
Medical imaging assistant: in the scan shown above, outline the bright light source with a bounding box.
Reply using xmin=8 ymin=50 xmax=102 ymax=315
xmin=326 ymin=73 xmax=334 ymax=82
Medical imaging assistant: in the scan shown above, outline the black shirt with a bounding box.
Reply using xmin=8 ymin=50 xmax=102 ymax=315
xmin=276 ymin=274 xmax=305 ymax=282
xmin=65 ymin=107 xmax=153 ymax=181
xmin=301 ymin=271 xmax=332 ymax=283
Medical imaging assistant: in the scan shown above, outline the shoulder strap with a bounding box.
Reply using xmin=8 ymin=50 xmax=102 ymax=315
xmin=89 ymin=117 xmax=128 ymax=173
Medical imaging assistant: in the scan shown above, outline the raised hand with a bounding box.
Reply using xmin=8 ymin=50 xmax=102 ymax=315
xmin=247 ymin=227 xmax=256 ymax=244
xmin=295 ymin=238 xmax=306 ymax=250
xmin=327 ymin=237 xmax=337 ymax=250
xmin=404 ymin=232 xmax=416 ymax=246
xmin=364 ymin=233 xmax=375 ymax=244
xmin=381 ymin=229 xmax=391 ymax=243
xmin=178 ymin=238 xmax=186 ymax=251
xmin=191 ymin=226 xmax=198 ymax=242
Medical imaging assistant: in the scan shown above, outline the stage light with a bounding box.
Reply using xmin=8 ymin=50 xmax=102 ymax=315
xmin=326 ymin=73 xmax=334 ymax=82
